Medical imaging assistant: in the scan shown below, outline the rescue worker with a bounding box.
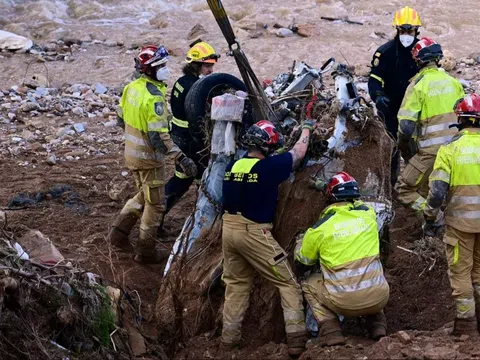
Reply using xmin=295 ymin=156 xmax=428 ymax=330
xmin=295 ymin=172 xmax=390 ymax=346
xmin=107 ymin=45 xmax=197 ymax=264
xmin=424 ymin=93 xmax=480 ymax=336
xmin=221 ymin=119 xmax=315 ymax=356
xmin=164 ymin=40 xmax=220 ymax=213
xmin=396 ymin=37 xmax=465 ymax=212
xmin=368 ymin=6 xmax=421 ymax=186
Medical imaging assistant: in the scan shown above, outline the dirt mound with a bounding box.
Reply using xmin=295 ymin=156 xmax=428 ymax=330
xmin=155 ymin=97 xmax=395 ymax=352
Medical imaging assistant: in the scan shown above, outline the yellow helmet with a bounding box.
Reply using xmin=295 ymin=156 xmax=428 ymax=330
xmin=392 ymin=6 xmax=422 ymax=28
xmin=185 ymin=40 xmax=220 ymax=64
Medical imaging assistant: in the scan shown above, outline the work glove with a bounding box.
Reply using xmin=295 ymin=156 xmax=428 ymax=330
xmin=177 ymin=155 xmax=198 ymax=178
xmin=422 ymin=218 xmax=442 ymax=238
xmin=375 ymin=96 xmax=391 ymax=119
xmin=302 ymin=119 xmax=317 ymax=132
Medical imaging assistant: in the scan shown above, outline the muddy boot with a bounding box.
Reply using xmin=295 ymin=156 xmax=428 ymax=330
xmin=366 ymin=311 xmax=387 ymax=340
xmin=107 ymin=212 xmax=138 ymax=251
xmin=318 ymin=319 xmax=345 ymax=347
xmin=133 ymin=247 xmax=170 ymax=264
xmin=286 ymin=331 xmax=307 ymax=357
xmin=453 ymin=317 xmax=479 ymax=336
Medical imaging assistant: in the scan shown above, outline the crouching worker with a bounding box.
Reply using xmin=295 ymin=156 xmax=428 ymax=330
xmin=221 ymin=119 xmax=315 ymax=356
xmin=295 ymin=172 xmax=390 ymax=346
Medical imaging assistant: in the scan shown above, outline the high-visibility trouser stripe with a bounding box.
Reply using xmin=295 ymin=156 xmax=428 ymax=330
xmin=411 ymin=196 xmax=426 ymax=211
xmin=422 ymin=122 xmax=455 ymax=136
xmin=398 ymin=109 xmax=419 ymax=120
xmin=125 ymin=148 xmax=159 ymax=161
xmin=418 ymin=135 xmax=454 ymax=149
xmin=148 ymin=121 xmax=169 ymax=131
xmin=323 ymin=260 xmax=382 ymax=282
xmin=175 ymin=170 xmax=189 ymax=179
xmin=430 ymin=169 xmax=450 ymax=183
xmin=456 ymin=297 xmax=476 ymax=319
xmin=172 ymin=117 xmax=189 ymax=128
xmin=449 ymin=196 xmax=480 ymax=205
xmin=446 ymin=210 xmax=480 ymax=219
xmin=284 ymin=310 xmax=305 ymax=333
xmin=370 ymin=74 xmax=384 ymax=87
xmin=325 ymin=275 xmax=386 ymax=293
xmin=125 ymin=133 xmax=148 ymax=146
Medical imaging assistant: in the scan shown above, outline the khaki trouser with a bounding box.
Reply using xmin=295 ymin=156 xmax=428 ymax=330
xmin=118 ymin=166 xmax=166 ymax=256
xmin=396 ymin=153 xmax=436 ymax=211
xmin=302 ymin=273 xmax=388 ymax=323
xmin=221 ymin=214 xmax=305 ymax=344
xmin=444 ymin=225 xmax=480 ymax=319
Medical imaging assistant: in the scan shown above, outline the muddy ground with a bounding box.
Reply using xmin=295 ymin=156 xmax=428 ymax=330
xmin=0 ymin=107 xmax=472 ymax=359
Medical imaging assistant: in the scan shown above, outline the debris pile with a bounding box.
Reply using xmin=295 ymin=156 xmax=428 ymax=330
xmin=0 ymin=211 xmax=157 ymax=359
xmin=0 ymin=81 xmax=123 ymax=166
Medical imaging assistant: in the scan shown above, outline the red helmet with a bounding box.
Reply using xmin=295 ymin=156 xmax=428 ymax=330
xmin=412 ymin=37 xmax=443 ymax=65
xmin=135 ymin=45 xmax=169 ymax=73
xmin=454 ymin=94 xmax=480 ymax=122
xmin=326 ymin=172 xmax=361 ymax=202
xmin=242 ymin=120 xmax=281 ymax=154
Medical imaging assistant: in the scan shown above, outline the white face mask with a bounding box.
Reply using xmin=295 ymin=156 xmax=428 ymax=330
xmin=156 ymin=67 xmax=170 ymax=82
xmin=199 ymin=73 xmax=210 ymax=79
xmin=399 ymin=34 xmax=415 ymax=48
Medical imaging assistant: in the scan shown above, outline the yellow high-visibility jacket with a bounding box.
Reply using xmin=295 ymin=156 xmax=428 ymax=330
xmin=398 ymin=65 xmax=465 ymax=155
xmin=118 ymin=76 xmax=179 ymax=170
xmin=296 ymin=201 xmax=389 ymax=310
xmin=425 ymin=128 xmax=480 ymax=233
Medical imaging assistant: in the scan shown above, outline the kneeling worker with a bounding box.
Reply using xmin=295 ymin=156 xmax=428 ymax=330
xmin=221 ymin=119 xmax=315 ymax=356
xmin=296 ymin=172 xmax=390 ymax=346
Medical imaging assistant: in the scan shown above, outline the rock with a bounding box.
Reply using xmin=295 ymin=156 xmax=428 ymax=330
xmin=95 ymin=174 xmax=105 ymax=181
xmin=11 ymin=137 xmax=23 ymax=144
xmin=276 ymin=28 xmax=294 ymax=37
xmin=94 ymin=57 xmax=105 ymax=68
xmin=46 ymin=154 xmax=57 ymax=165
xmin=235 ymin=19 xmax=260 ymax=31
xmin=126 ymin=323 xmax=147 ymax=356
xmin=234 ymin=28 xmax=251 ymax=40
xmin=104 ymin=120 xmax=117 ymax=127
xmin=7 ymin=112 xmax=16 ymax=120
xmin=108 ymin=181 xmax=131 ymax=201
xmin=424 ymin=346 xmax=458 ymax=360
xmin=459 ymin=334 xmax=469 ymax=342
xmin=20 ymin=102 xmax=40 ymax=112
xmin=121 ymin=171 xmax=129 ymax=177
xmin=439 ymin=50 xmax=456 ymax=71
xmin=296 ymin=24 xmax=315 ymax=37
xmin=21 ymin=129 xmax=35 ymax=141
xmin=56 ymin=127 xmax=73 ymax=138
xmin=104 ymin=40 xmax=118 ymax=47
xmin=459 ymin=79 xmax=472 ymax=88
xmin=63 ymin=38 xmax=82 ymax=46
xmin=188 ymin=24 xmax=207 ymax=40
xmin=73 ymin=123 xmax=86 ymax=133
xmin=94 ymin=83 xmax=108 ymax=94
xmin=1 ymin=103 xmax=12 ymax=109
xmin=29 ymin=142 xmax=43 ymax=151
xmin=0 ymin=30 xmax=33 ymax=51
xmin=44 ymin=43 xmax=57 ymax=52
xmin=71 ymin=107 xmax=84 ymax=116
xmin=397 ymin=331 xmax=412 ymax=344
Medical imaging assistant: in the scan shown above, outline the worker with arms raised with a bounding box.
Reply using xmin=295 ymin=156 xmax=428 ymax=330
xmin=221 ymin=119 xmax=315 ymax=356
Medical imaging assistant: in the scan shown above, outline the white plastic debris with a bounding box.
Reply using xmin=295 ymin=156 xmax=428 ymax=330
xmin=211 ymin=93 xmax=245 ymax=122
xmin=0 ymin=30 xmax=33 ymax=51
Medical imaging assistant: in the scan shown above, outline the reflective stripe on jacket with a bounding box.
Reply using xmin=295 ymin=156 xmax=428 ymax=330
xmin=296 ymin=201 xmax=389 ymax=310
xmin=426 ymin=128 xmax=480 ymax=232
xmin=398 ymin=65 xmax=465 ymax=155
xmin=119 ymin=76 xmax=169 ymax=169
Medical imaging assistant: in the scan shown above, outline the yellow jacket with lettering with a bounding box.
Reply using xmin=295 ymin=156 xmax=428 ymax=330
xmin=425 ymin=128 xmax=480 ymax=233
xmin=118 ymin=76 xmax=181 ymax=170
xmin=398 ymin=65 xmax=465 ymax=155
xmin=296 ymin=201 xmax=389 ymax=310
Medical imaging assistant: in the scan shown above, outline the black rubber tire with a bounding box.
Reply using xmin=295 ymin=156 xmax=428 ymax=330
xmin=184 ymin=73 xmax=247 ymax=125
